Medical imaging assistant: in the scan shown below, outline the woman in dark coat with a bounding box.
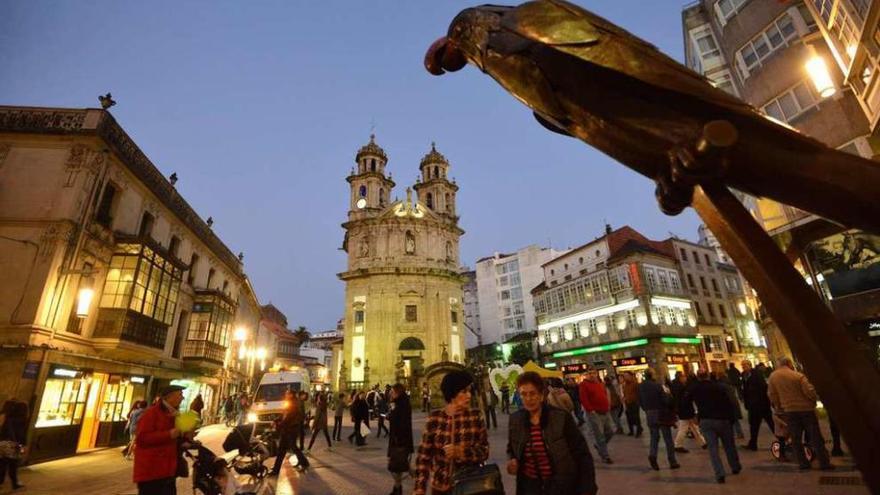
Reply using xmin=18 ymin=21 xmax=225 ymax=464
xmin=0 ymin=400 xmax=28 ymax=490
xmin=348 ymin=392 xmax=370 ymax=446
xmin=307 ymin=392 xmax=332 ymax=450
xmin=507 ymin=372 xmax=597 ymax=495
xmin=387 ymin=383 xmax=414 ymax=495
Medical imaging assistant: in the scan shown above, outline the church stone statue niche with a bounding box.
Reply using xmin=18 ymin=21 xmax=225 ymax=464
xmin=405 ymin=230 xmax=416 ymax=254
xmin=446 ymin=241 xmax=454 ymax=262
xmin=360 ymin=236 xmax=370 ymax=258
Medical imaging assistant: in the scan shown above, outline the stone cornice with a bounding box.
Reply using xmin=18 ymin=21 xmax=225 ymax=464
xmin=342 ymin=215 xmax=464 ymax=236
xmin=346 ymin=171 xmax=395 ymax=187
xmin=338 ymin=265 xmax=467 ymax=282
xmin=0 ymin=106 xmax=243 ymax=277
xmin=413 ymin=178 xmax=459 ymax=192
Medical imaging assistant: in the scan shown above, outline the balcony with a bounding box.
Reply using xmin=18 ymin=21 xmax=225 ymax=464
xmin=182 ymin=340 xmax=226 ymax=367
xmin=93 ymin=308 xmax=168 ymax=350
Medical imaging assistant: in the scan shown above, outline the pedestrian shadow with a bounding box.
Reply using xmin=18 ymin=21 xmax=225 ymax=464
xmin=596 ymin=465 xmax=653 ymax=473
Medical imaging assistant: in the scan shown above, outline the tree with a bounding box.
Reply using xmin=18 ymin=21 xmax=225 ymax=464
xmin=293 ymin=325 xmax=311 ymax=346
xmin=509 ymin=343 xmax=534 ymax=366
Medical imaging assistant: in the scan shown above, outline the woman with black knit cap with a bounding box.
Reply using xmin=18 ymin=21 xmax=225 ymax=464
xmin=414 ymin=370 xmax=489 ymax=495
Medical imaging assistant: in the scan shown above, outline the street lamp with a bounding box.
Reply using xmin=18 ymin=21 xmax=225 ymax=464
xmin=75 ymin=277 xmax=95 ymax=318
xmin=805 ymin=47 xmax=836 ymax=98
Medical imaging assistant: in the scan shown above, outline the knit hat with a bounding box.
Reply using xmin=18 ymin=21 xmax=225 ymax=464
xmin=440 ymin=370 xmax=474 ymax=403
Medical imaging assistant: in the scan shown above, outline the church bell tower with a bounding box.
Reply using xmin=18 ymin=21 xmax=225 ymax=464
xmin=347 ymin=134 xmax=395 ymax=221
xmin=413 ymin=142 xmax=458 ymax=219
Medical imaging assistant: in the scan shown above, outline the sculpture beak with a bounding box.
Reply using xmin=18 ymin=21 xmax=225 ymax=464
xmin=425 ymin=36 xmax=467 ymax=76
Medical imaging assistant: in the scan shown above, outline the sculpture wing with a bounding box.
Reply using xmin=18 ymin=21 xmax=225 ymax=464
xmin=502 ymin=0 xmax=756 ymax=115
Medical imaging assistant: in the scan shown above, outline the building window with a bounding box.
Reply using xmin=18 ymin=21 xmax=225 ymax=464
xmin=715 ymin=0 xmax=748 ymax=23
xmin=690 ymin=24 xmax=722 ymax=71
xmin=359 ymin=185 xmax=367 ymax=198
xmin=451 ymin=311 xmax=458 ymax=324
xmin=207 ymin=268 xmax=216 ymax=289
xmin=693 ymin=251 xmax=701 ymax=264
xmin=354 ymin=310 xmax=365 ymax=324
xmin=680 ymin=249 xmax=688 ymax=262
xmin=762 ymin=81 xmax=820 ymax=123
xmin=704 ymin=253 xmax=711 ymax=266
xmin=695 ymin=302 xmax=703 ymax=318
xmin=187 ymin=253 xmax=199 ymax=285
xmin=687 ymin=273 xmax=696 ymax=288
xmin=711 ymin=278 xmax=720 ymax=292
xmin=405 ymin=305 xmax=418 ymax=322
xmin=445 ymin=193 xmax=451 ymax=212
xmin=138 ymin=212 xmax=154 ymax=238
xmin=370 ymin=159 xmax=376 ymax=172
xmin=709 ymin=70 xmax=739 ymax=96
xmin=98 ymin=242 xmax=183 ymax=326
xmin=222 ymin=280 xmax=229 ymax=293
xmin=736 ymin=11 xmax=798 ymax=78
xmin=718 ymin=303 xmax=728 ymax=319
xmin=186 ymin=290 xmax=235 ymax=358
xmin=379 ymin=188 xmax=386 ymax=207
xmin=169 ymin=236 xmax=180 ymax=258
xmin=707 ymin=304 xmax=716 ymax=318
xmin=426 ymin=192 xmax=433 ymax=209
xmin=94 ymin=182 xmax=118 ymax=228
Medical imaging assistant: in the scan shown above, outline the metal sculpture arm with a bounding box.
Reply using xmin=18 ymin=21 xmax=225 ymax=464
xmin=425 ymin=1 xmax=880 ymax=490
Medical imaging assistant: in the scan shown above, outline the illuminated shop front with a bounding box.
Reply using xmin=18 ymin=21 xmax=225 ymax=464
xmin=31 ymin=365 xmax=147 ymax=462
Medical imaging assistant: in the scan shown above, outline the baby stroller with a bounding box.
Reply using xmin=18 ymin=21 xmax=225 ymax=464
xmin=769 ymin=413 xmax=814 ymax=463
xmin=223 ymin=423 xmax=272 ymax=481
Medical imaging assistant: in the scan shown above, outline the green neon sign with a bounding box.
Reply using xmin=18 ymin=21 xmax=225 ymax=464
xmin=661 ymin=337 xmax=702 ymax=344
xmin=551 ymin=338 xmax=649 ymax=358
xmin=544 ymin=362 xmax=557 ymax=368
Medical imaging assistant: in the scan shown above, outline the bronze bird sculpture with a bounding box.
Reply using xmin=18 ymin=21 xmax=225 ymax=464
xmin=425 ymin=0 xmax=880 ymax=234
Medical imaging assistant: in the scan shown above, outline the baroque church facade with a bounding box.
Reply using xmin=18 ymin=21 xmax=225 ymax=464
xmin=337 ymin=136 xmax=465 ymax=389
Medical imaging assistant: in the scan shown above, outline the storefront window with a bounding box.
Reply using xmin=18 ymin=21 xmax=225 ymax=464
xmin=99 ymin=377 xmax=134 ymax=422
xmin=35 ymin=377 xmax=88 ymax=428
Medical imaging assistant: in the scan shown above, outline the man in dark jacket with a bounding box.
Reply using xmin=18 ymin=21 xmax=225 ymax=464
xmin=727 ymin=363 xmax=743 ymax=401
xmin=638 ymin=369 xmax=679 ymax=470
xmin=348 ymin=392 xmax=370 ymax=446
xmin=671 ymin=372 xmax=706 ymax=452
xmin=134 ymin=385 xmax=186 ymax=495
xmin=741 ymin=360 xmax=775 ymax=451
xmin=271 ymin=391 xmax=308 ymax=475
xmin=688 ymin=371 xmax=742 ymax=484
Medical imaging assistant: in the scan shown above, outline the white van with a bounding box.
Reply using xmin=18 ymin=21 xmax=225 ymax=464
xmin=247 ymin=370 xmax=310 ymax=429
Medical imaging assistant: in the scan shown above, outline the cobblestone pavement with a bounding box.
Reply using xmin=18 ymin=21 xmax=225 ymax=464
xmin=4 ymin=412 xmax=869 ymax=495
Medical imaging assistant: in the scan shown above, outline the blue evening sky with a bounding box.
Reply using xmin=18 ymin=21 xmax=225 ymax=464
xmin=0 ymin=1 xmax=701 ymax=331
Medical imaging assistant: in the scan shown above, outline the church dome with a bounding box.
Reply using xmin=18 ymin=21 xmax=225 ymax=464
xmin=356 ymin=134 xmax=387 ymax=162
xmin=420 ymin=142 xmax=448 ymax=167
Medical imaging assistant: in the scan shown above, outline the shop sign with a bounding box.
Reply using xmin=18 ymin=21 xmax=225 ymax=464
xmin=130 ymin=376 xmax=146 ymax=384
xmin=51 ymin=366 xmax=83 ymax=379
xmin=712 ymin=353 xmax=725 ymax=359
xmin=666 ymin=354 xmax=688 ymax=364
xmin=560 ymin=363 xmax=591 ymax=373
xmin=613 ymin=356 xmax=647 ymax=367
xmin=22 ymin=361 xmax=40 ymax=379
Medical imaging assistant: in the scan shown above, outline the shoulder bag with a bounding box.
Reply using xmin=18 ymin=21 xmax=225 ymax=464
xmin=449 ymin=412 xmax=504 ymax=495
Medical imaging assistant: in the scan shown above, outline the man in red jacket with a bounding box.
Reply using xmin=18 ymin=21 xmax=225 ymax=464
xmin=579 ymin=368 xmax=614 ymax=464
xmin=134 ymin=385 xmax=186 ymax=494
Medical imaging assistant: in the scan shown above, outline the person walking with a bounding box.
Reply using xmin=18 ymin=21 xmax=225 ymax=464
xmin=741 ymin=360 xmax=776 ymax=451
xmin=307 ymin=392 xmax=332 ymax=452
xmin=133 ymin=385 xmax=188 ymax=495
xmin=688 ymin=371 xmax=742 ymax=484
xmin=578 ymin=367 xmax=614 ymax=464
xmin=565 ymin=378 xmax=585 ymax=426
xmin=297 ymin=391 xmax=310 ymax=451
xmin=123 ymin=400 xmax=148 ymax=459
xmin=387 ymin=384 xmax=414 ymax=495
xmin=767 ymin=357 xmax=834 ymax=471
xmin=546 ymin=378 xmax=574 ymax=414
xmin=638 ymin=369 xmax=679 ymax=471
xmin=621 ymin=372 xmax=643 ymax=437
xmin=421 ymin=382 xmax=431 ymax=413
xmin=271 ymin=391 xmax=309 ymax=475
xmin=483 ymin=385 xmax=499 ymax=430
xmin=604 ymin=375 xmax=624 ymax=434
xmin=727 ymin=363 xmax=744 ymax=402
xmin=348 ymin=392 xmax=370 ymax=446
xmin=332 ymin=393 xmax=346 ymax=442
xmin=375 ymin=393 xmax=390 ymax=438
xmin=716 ymin=374 xmax=746 ymax=440
xmin=414 ymin=370 xmax=489 ymax=495
xmin=501 ymin=382 xmax=511 ymax=414
xmin=507 ymin=372 xmax=598 ymax=495
xmin=671 ymin=372 xmax=706 ymax=453
xmin=223 ymin=395 xmax=235 ymax=426
xmin=0 ymin=400 xmax=28 ymax=491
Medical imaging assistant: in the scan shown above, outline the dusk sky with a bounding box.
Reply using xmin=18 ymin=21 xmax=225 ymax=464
xmin=1 ymin=1 xmax=702 ymax=332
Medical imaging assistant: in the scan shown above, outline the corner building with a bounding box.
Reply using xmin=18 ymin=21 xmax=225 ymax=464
xmin=338 ymin=137 xmax=465 ymax=390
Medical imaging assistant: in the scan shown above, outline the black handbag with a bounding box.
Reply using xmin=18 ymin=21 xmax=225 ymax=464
xmin=448 ymin=413 xmax=504 ymax=495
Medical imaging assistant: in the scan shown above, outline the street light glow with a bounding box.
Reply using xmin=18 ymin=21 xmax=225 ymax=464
xmin=805 ymin=55 xmax=836 ymax=98
xmin=76 ymin=287 xmax=94 ymax=318
xmin=234 ymin=327 xmax=248 ymax=341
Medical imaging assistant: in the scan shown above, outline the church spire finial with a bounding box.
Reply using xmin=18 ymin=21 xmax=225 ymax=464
xmin=405 ymin=187 xmax=412 ymax=205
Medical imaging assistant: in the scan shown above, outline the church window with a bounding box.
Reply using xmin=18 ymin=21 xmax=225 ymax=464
xmin=426 ymin=193 xmax=433 ymax=209
xmin=359 ymin=185 xmax=367 ymax=198
xmin=451 ymin=311 xmax=458 ymax=323
xmin=379 ymin=188 xmax=385 ymax=206
xmin=433 ymin=166 xmax=439 ymax=179
xmin=445 ymin=193 xmax=451 ymax=212
xmin=370 ymin=159 xmax=376 ymax=172
xmin=405 ymin=305 xmax=418 ymax=322
xmin=354 ymin=310 xmax=364 ymax=324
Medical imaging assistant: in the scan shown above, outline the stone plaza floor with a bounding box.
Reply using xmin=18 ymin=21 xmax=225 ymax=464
xmin=4 ymin=410 xmax=869 ymax=495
